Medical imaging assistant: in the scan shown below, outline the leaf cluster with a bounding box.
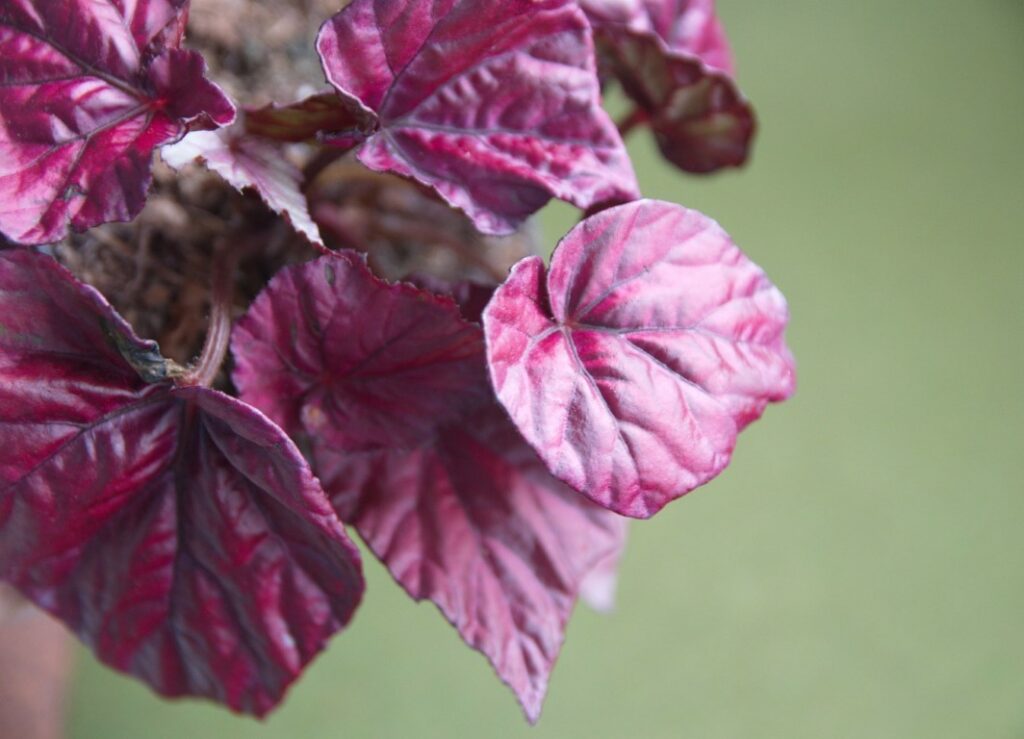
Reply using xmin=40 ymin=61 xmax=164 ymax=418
xmin=0 ymin=0 xmax=792 ymax=722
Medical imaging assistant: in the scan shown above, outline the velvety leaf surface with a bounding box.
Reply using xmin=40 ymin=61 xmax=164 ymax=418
xmin=232 ymin=253 xmax=624 ymax=721
xmin=581 ymin=0 xmax=753 ymax=173
xmin=161 ymin=128 xmax=325 ymax=247
xmin=316 ymin=0 xmax=639 ymax=235
xmin=0 ymin=250 xmax=363 ymax=716
xmin=483 ymin=200 xmax=795 ymax=518
xmin=0 ymin=0 xmax=235 ymax=245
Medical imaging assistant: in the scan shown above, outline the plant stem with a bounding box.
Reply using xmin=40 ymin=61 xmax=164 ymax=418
xmin=617 ymin=107 xmax=646 ymax=137
xmin=181 ymin=243 xmax=236 ymax=388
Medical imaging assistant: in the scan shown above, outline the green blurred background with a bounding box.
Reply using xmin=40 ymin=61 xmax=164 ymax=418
xmin=69 ymin=1 xmax=1024 ymax=736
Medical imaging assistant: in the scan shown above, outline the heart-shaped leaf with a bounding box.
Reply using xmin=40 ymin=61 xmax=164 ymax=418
xmin=483 ymin=200 xmax=795 ymax=518
xmin=161 ymin=128 xmax=325 ymax=248
xmin=0 ymin=0 xmax=235 ymax=245
xmin=581 ymin=0 xmax=754 ymax=173
xmin=232 ymin=253 xmax=624 ymax=721
xmin=0 ymin=250 xmax=363 ymax=716
xmin=315 ymin=0 xmax=639 ymax=235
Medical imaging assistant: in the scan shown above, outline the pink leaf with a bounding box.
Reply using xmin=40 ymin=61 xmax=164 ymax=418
xmin=161 ymin=128 xmax=325 ymax=248
xmin=581 ymin=0 xmax=754 ymax=173
xmin=315 ymin=0 xmax=639 ymax=235
xmin=483 ymin=200 xmax=795 ymax=518
xmin=232 ymin=253 xmax=623 ymax=721
xmin=0 ymin=0 xmax=235 ymax=245
xmin=0 ymin=250 xmax=363 ymax=716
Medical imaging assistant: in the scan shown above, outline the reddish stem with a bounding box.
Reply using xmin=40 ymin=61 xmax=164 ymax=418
xmin=181 ymin=245 xmax=236 ymax=388
xmin=617 ymin=106 xmax=646 ymax=137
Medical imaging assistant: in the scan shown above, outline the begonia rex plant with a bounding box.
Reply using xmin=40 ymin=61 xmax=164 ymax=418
xmin=0 ymin=0 xmax=794 ymax=724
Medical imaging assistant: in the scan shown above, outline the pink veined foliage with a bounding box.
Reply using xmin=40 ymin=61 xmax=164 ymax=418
xmin=484 ymin=200 xmax=795 ymax=518
xmin=232 ymin=253 xmax=625 ymax=721
xmin=0 ymin=249 xmax=364 ymax=716
xmin=0 ymin=0 xmax=793 ymax=724
xmin=0 ymin=0 xmax=235 ymax=245
xmin=579 ymin=0 xmax=756 ymax=173
xmin=309 ymin=0 xmax=639 ymax=235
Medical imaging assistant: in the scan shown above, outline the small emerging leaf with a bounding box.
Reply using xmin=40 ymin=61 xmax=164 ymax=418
xmin=0 ymin=250 xmax=363 ymax=716
xmin=0 ymin=0 xmax=235 ymax=244
xmin=314 ymin=403 xmax=621 ymax=723
xmin=315 ymin=0 xmax=639 ymax=235
xmin=233 ymin=253 xmax=624 ymax=721
xmin=483 ymin=200 xmax=795 ymax=518
xmin=581 ymin=0 xmax=755 ymax=173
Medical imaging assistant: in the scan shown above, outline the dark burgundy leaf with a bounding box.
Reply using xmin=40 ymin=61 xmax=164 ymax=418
xmin=314 ymin=404 xmax=621 ymax=723
xmin=483 ymin=200 xmax=795 ymax=519
xmin=606 ymin=30 xmax=754 ymax=172
xmin=162 ymin=128 xmax=325 ymax=248
xmin=581 ymin=0 xmax=754 ymax=173
xmin=0 ymin=0 xmax=235 ymax=245
xmin=244 ymin=93 xmax=375 ymax=149
xmin=231 ymin=251 xmax=487 ymax=451
xmin=315 ymin=0 xmax=639 ymax=235
xmin=232 ymin=253 xmax=623 ymax=721
xmin=0 ymin=250 xmax=363 ymax=716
